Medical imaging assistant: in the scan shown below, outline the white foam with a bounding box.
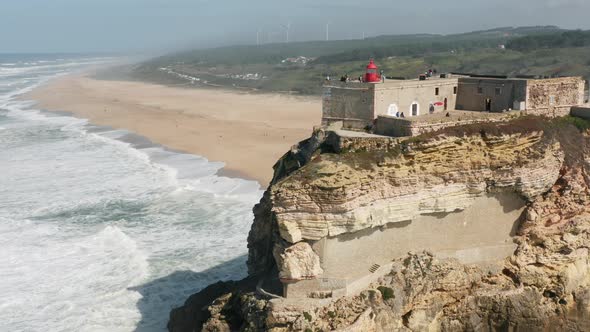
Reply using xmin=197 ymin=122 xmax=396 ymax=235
xmin=0 ymin=57 xmax=264 ymax=331
xmin=4 ymin=101 xmax=262 ymax=198
xmin=0 ymin=223 xmax=149 ymax=332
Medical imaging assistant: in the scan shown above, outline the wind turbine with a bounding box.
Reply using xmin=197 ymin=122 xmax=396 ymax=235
xmin=257 ymin=28 xmax=261 ymax=45
xmin=281 ymin=22 xmax=292 ymax=43
xmin=326 ymin=22 xmax=331 ymax=41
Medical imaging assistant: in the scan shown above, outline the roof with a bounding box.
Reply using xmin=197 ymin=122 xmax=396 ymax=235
xmin=366 ymin=59 xmax=378 ymax=70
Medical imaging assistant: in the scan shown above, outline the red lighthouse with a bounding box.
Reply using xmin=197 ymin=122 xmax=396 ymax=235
xmin=364 ymin=59 xmax=381 ymax=83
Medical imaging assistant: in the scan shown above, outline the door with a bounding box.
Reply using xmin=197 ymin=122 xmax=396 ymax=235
xmin=444 ymin=98 xmax=448 ymax=111
xmin=411 ymin=103 xmax=419 ymax=116
xmin=387 ymin=104 xmax=399 ymax=117
xmin=485 ymin=98 xmax=492 ymax=112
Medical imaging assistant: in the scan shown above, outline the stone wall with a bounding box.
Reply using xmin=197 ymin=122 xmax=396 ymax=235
xmin=321 ymin=83 xmax=375 ymax=130
xmin=283 ymin=192 xmax=526 ymax=299
xmin=324 ymin=131 xmax=400 ymax=153
xmin=374 ymin=114 xmax=513 ymax=137
xmin=373 ymin=116 xmax=414 ymax=137
xmin=283 ymin=193 xmax=525 ymax=299
xmin=525 ymin=77 xmax=585 ymax=117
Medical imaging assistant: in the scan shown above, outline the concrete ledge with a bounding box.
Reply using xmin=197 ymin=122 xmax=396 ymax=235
xmin=374 ymin=111 xmax=519 ymax=137
xmin=571 ymin=106 xmax=590 ymax=120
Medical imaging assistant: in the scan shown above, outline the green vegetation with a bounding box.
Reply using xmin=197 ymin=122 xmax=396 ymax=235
xmin=558 ymin=115 xmax=590 ymax=132
xmin=130 ymin=26 xmax=590 ymax=95
xmin=377 ymin=286 xmax=394 ymax=300
xmin=507 ymin=30 xmax=590 ymax=51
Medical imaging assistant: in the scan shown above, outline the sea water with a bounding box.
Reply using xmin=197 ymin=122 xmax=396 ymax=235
xmin=0 ymin=55 xmax=263 ymax=331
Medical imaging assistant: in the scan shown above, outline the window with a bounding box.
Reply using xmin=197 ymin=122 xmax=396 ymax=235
xmin=477 ymin=87 xmax=483 ymax=94
xmin=453 ymin=86 xmax=457 ymax=95
xmin=435 ymin=87 xmax=439 ymax=96
xmin=495 ymin=87 xmax=502 ymax=95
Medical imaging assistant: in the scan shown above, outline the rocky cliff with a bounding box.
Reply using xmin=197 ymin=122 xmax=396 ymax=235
xmin=169 ymin=116 xmax=590 ymax=331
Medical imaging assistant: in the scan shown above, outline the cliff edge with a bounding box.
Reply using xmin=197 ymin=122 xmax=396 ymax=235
xmin=169 ymin=116 xmax=590 ymax=331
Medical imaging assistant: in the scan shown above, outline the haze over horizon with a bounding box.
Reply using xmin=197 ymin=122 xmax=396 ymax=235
xmin=1 ymin=0 xmax=589 ymax=54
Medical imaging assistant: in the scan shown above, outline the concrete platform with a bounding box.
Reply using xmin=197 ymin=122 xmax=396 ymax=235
xmin=571 ymin=105 xmax=590 ymax=120
xmin=395 ymin=109 xmax=518 ymax=124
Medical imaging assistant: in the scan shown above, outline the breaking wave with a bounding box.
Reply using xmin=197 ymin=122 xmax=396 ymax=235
xmin=0 ymin=55 xmax=263 ymax=331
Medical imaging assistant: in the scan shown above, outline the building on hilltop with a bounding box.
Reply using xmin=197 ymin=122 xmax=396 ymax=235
xmin=456 ymin=76 xmax=585 ymax=117
xmin=322 ymin=60 xmax=587 ymax=137
xmin=322 ymin=75 xmax=459 ymax=130
xmin=264 ymin=62 xmax=589 ymax=301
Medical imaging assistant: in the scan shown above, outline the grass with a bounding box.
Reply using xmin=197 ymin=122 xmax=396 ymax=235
xmin=558 ymin=115 xmax=590 ymax=131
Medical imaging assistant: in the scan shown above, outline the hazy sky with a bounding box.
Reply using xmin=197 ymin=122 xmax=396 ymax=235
xmin=1 ymin=0 xmax=589 ymax=53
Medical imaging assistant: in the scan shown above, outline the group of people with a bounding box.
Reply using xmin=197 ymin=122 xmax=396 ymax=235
xmin=327 ymin=69 xmax=438 ymax=82
xmin=325 ymin=70 xmax=387 ymax=83
xmin=325 ymin=74 xmax=357 ymax=82
xmin=331 ymin=74 xmax=364 ymax=83
xmin=339 ymin=74 xmax=355 ymax=82
xmin=425 ymin=68 xmax=438 ymax=77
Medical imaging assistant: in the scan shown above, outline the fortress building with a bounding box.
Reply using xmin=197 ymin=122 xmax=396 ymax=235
xmin=266 ymin=61 xmax=590 ymax=300
xmin=322 ymin=60 xmax=586 ymax=137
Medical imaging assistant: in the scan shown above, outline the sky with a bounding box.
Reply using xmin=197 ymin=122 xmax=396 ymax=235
xmin=1 ymin=0 xmax=589 ymax=54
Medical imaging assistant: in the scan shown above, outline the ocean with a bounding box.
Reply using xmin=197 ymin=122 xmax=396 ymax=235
xmin=0 ymin=55 xmax=263 ymax=331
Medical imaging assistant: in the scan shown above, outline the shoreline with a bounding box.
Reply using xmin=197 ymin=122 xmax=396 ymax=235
xmin=22 ymin=71 xmax=321 ymax=187
xmin=39 ymin=109 xmax=256 ymax=183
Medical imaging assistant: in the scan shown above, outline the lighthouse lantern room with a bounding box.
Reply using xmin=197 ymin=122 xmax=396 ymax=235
xmin=364 ymin=59 xmax=381 ymax=83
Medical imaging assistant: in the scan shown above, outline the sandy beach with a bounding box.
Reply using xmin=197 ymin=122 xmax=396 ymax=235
xmin=24 ymin=73 xmax=321 ymax=187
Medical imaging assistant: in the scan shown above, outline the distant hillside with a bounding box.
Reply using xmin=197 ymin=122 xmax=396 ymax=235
xmin=128 ymin=26 xmax=590 ymax=96
xmin=141 ymin=26 xmax=562 ymax=66
xmin=507 ymin=30 xmax=590 ymax=51
xmin=314 ymin=26 xmax=564 ymax=64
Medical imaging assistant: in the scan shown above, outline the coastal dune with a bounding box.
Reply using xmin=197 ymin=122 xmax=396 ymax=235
xmin=25 ymin=73 xmax=321 ymax=186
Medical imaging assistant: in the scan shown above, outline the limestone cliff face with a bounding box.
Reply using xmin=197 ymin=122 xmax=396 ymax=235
xmin=273 ymin=130 xmax=561 ymax=243
xmin=249 ymin=119 xmax=570 ymax=281
xmin=169 ymin=117 xmax=590 ymax=332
